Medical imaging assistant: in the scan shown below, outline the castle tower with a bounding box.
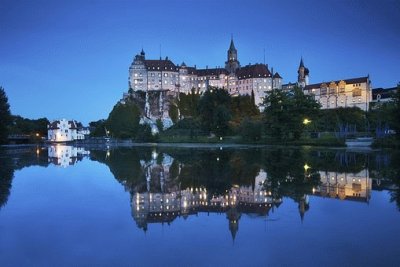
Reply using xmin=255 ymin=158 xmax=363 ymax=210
xmin=225 ymin=37 xmax=240 ymax=74
xmin=226 ymin=207 xmax=241 ymax=242
xmin=297 ymin=57 xmax=310 ymax=88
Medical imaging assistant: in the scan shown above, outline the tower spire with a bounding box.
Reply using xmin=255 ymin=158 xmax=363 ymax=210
xmin=299 ymin=56 xmax=304 ymax=68
xmin=229 ymin=34 xmax=236 ymax=51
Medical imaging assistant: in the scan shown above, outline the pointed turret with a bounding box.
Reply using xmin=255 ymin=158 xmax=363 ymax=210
xmin=299 ymin=57 xmax=304 ymax=68
xmin=297 ymin=57 xmax=310 ymax=88
xmin=227 ymin=207 xmax=241 ymax=243
xmin=229 ymin=36 xmax=236 ymax=52
xmin=225 ymin=36 xmax=240 ymax=74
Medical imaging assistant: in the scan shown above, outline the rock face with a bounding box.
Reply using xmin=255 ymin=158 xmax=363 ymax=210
xmin=124 ymin=90 xmax=177 ymax=131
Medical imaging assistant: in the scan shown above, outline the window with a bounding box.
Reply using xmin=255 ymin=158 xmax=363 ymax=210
xmin=352 ymin=88 xmax=361 ymax=97
xmin=320 ymin=84 xmax=327 ymax=95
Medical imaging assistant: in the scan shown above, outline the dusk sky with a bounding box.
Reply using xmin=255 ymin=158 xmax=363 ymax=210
xmin=1 ymin=0 xmax=399 ymax=124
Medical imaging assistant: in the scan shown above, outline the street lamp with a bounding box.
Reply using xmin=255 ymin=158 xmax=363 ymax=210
xmin=303 ymin=118 xmax=311 ymax=125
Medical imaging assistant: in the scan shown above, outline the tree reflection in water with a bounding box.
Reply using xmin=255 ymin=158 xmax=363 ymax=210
xmin=1 ymin=145 xmax=399 ymax=233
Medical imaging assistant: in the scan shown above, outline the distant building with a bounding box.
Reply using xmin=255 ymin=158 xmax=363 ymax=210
xmin=297 ymin=57 xmax=310 ymax=88
xmin=312 ymin=169 xmax=371 ymax=202
xmin=47 ymin=119 xmax=90 ymax=142
xmin=371 ymin=86 xmax=398 ymax=104
xmin=127 ymin=37 xmax=283 ymax=109
xmin=282 ymin=58 xmax=310 ymax=90
xmin=303 ymin=76 xmax=372 ymax=111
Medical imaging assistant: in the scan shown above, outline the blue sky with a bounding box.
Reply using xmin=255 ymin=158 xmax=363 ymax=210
xmin=1 ymin=0 xmax=399 ymax=124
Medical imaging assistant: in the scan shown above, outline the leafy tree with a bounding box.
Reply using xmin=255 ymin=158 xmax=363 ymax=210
xmin=317 ymin=107 xmax=366 ymax=133
xmin=89 ymin=119 xmax=107 ymax=137
xmin=0 ymin=150 xmax=14 ymax=208
xmin=156 ymin=119 xmax=163 ymax=132
xmin=263 ymin=86 xmax=320 ymax=141
xmin=169 ymin=103 xmax=179 ymax=123
xmin=239 ymin=118 xmax=262 ymax=141
xmin=392 ymin=83 xmax=400 ymax=140
xmin=198 ymin=87 xmax=232 ymax=136
xmin=0 ymin=87 xmax=12 ymax=144
xmin=106 ymin=102 xmax=140 ymax=138
xmin=135 ymin=124 xmax=158 ymax=142
xmin=230 ymin=95 xmax=259 ymax=122
xmin=9 ymin=116 xmax=49 ymax=137
xmin=177 ymin=88 xmax=200 ymax=118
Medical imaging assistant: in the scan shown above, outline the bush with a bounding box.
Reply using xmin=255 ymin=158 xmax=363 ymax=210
xmin=240 ymin=118 xmax=262 ymax=142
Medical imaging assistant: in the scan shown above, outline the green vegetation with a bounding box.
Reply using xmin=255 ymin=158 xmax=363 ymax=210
xmin=106 ymin=102 xmax=141 ymax=139
xmin=263 ymin=86 xmax=320 ymax=141
xmin=197 ymin=88 xmax=232 ymax=136
xmin=177 ymin=88 xmax=200 ymax=118
xmin=9 ymin=116 xmax=49 ymax=138
xmin=0 ymin=87 xmax=12 ymax=144
xmin=95 ymin=83 xmax=400 ymax=147
xmin=89 ymin=119 xmax=107 ymax=137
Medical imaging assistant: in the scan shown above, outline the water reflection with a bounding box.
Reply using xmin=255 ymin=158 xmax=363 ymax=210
xmin=48 ymin=145 xmax=90 ymax=167
xmin=1 ymin=145 xmax=399 ymax=222
xmin=87 ymin=146 xmax=400 ymax=236
xmin=131 ymin=168 xmax=282 ymax=238
xmin=1 ymin=145 xmax=400 ymax=266
xmin=314 ymin=169 xmax=371 ymax=202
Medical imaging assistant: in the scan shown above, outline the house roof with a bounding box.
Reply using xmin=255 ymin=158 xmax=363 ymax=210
xmin=48 ymin=119 xmax=82 ymax=130
xmin=273 ymin=72 xmax=282 ymax=79
xmin=48 ymin=121 xmax=59 ymax=130
xmin=304 ymin=76 xmax=369 ymax=90
xmin=145 ymin=59 xmax=178 ymax=71
xmin=196 ymin=68 xmax=228 ymax=77
xmin=236 ymin=64 xmax=271 ymax=80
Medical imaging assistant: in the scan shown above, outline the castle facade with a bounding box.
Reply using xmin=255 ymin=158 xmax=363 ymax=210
xmin=127 ymin=38 xmax=283 ymax=107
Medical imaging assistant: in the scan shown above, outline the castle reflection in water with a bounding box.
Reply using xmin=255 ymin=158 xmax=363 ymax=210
xmin=132 ymin=167 xmax=280 ymax=238
xmin=46 ymin=145 xmax=373 ymax=237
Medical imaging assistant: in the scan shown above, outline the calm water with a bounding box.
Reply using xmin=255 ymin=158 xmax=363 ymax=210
xmin=0 ymin=145 xmax=400 ymax=267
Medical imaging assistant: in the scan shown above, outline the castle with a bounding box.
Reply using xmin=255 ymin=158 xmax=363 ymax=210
xmin=126 ymin=37 xmax=283 ymax=109
xmin=123 ymin=37 xmax=372 ymax=127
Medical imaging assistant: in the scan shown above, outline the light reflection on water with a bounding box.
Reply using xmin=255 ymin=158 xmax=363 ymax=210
xmin=0 ymin=145 xmax=399 ymax=266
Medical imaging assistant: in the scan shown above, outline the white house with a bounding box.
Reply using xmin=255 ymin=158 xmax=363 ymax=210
xmin=48 ymin=119 xmax=90 ymax=142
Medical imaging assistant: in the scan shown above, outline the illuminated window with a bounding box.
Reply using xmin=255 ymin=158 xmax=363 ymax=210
xmin=352 ymin=88 xmax=361 ymax=97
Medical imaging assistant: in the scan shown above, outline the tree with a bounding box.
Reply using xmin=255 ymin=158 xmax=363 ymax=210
xmin=9 ymin=116 xmax=49 ymax=137
xmin=0 ymin=87 xmax=12 ymax=144
xmin=89 ymin=119 xmax=107 ymax=137
xmin=392 ymin=83 xmax=400 ymax=140
xmin=177 ymin=88 xmax=200 ymax=118
xmin=106 ymin=102 xmax=141 ymax=138
xmin=263 ymin=86 xmax=320 ymax=141
xmin=169 ymin=103 xmax=179 ymax=123
xmin=198 ymin=87 xmax=232 ymax=136
xmin=239 ymin=118 xmax=262 ymax=141
xmin=230 ymin=95 xmax=259 ymax=122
